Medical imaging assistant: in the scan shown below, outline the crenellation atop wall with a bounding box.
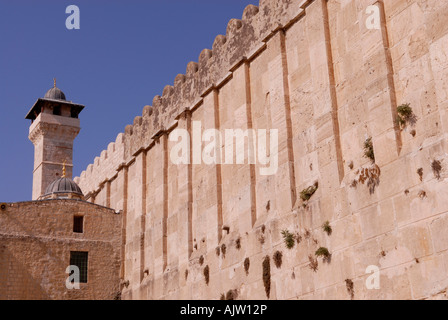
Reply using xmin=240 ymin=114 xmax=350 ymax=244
xmin=243 ymin=4 xmax=260 ymax=21
xmin=70 ymin=0 xmax=448 ymax=301
xmin=76 ymin=1 xmax=316 ymax=198
xmin=77 ymin=131 xmax=126 ymax=196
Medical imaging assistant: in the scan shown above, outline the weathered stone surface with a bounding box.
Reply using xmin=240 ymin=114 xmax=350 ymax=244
xmin=0 ymin=200 xmax=121 ymax=300
xmin=69 ymin=0 xmax=448 ymax=300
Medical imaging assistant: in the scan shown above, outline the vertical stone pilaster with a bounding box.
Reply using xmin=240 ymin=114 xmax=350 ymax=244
xmin=244 ymin=62 xmax=258 ymax=227
xmin=161 ymin=133 xmax=169 ymax=271
xmin=264 ymin=31 xmax=298 ymax=212
xmin=174 ymin=110 xmax=194 ymax=267
xmin=106 ymin=180 xmax=111 ymax=208
xmin=213 ymin=89 xmax=224 ymax=243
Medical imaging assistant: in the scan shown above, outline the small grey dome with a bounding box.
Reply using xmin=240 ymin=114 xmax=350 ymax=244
xmin=44 ymin=87 xmax=66 ymax=101
xmin=44 ymin=177 xmax=83 ymax=197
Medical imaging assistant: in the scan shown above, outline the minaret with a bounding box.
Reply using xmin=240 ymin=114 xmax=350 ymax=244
xmin=25 ymin=79 xmax=85 ymax=200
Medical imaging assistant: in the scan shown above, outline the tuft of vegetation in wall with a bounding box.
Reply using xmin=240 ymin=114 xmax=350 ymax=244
xmin=315 ymin=247 xmax=331 ymax=262
xmin=308 ymin=254 xmax=318 ymax=272
xmin=322 ymin=221 xmax=332 ymax=236
xmin=357 ymin=164 xmax=381 ymax=194
xmin=300 ymin=182 xmax=319 ymax=202
xmin=221 ymin=244 xmax=227 ymax=258
xmin=226 ymin=289 xmax=237 ymax=300
xmin=235 ymin=237 xmax=241 ymax=250
xmin=431 ymin=160 xmax=442 ymax=180
xmin=281 ymin=230 xmax=295 ymax=249
xmin=262 ymin=256 xmax=271 ymax=299
xmin=417 ymin=168 xmax=424 ymax=181
xmin=273 ymin=251 xmax=283 ymax=268
xmin=244 ymin=257 xmax=250 ymax=275
xmin=363 ymin=137 xmax=375 ymax=163
xmin=345 ymin=279 xmax=354 ymax=300
xmin=396 ymin=103 xmax=416 ymax=129
xmin=203 ymin=265 xmax=210 ymax=285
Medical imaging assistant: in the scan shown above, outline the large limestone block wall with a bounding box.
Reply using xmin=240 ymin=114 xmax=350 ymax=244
xmin=0 ymin=201 xmax=122 ymax=300
xmin=75 ymin=0 xmax=448 ymax=300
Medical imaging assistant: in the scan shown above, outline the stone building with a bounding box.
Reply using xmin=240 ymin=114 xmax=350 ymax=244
xmin=0 ymin=83 xmax=122 ymax=300
xmin=2 ymin=0 xmax=448 ymax=300
xmin=75 ymin=0 xmax=448 ymax=300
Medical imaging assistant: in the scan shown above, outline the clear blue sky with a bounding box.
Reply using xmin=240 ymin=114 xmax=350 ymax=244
xmin=0 ymin=0 xmax=258 ymax=202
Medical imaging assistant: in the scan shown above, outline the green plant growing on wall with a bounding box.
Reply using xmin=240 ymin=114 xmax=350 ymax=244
xmin=281 ymin=230 xmax=295 ymax=249
xmin=300 ymin=182 xmax=319 ymax=202
xmin=315 ymin=247 xmax=331 ymax=262
xmin=363 ymin=137 xmax=375 ymax=163
xmin=322 ymin=221 xmax=332 ymax=236
xmin=262 ymin=256 xmax=271 ymax=299
xmin=396 ymin=103 xmax=416 ymax=129
xmin=273 ymin=251 xmax=283 ymax=268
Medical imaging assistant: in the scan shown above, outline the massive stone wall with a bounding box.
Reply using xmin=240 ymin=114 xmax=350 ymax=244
xmin=0 ymin=200 xmax=122 ymax=300
xmin=75 ymin=0 xmax=448 ymax=300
